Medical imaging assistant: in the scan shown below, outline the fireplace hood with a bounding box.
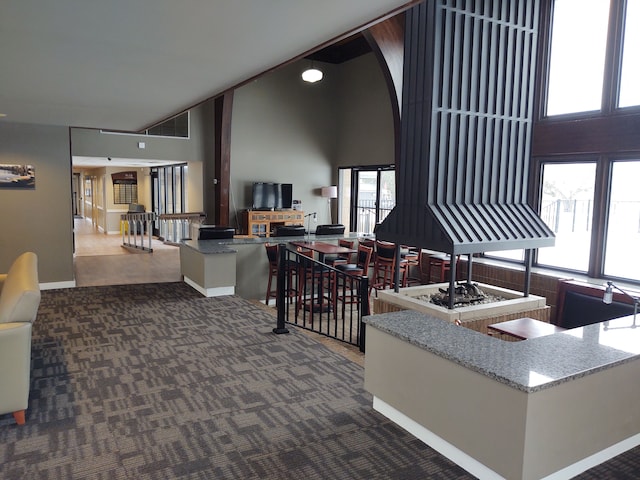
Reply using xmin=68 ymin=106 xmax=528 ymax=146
xmin=376 ymin=202 xmax=555 ymax=256
xmin=375 ymin=1 xmax=554 ymax=260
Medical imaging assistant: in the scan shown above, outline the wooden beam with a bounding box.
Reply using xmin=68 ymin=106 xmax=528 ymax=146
xmin=214 ymin=91 xmax=233 ymax=226
xmin=533 ymin=113 xmax=640 ymax=157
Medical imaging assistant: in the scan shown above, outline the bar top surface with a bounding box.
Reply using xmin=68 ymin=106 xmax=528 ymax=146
xmin=365 ymin=310 xmax=640 ymax=393
xmin=181 ymin=232 xmax=371 ymax=253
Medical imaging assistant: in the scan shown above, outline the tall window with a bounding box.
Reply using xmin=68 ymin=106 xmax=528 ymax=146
xmin=619 ymin=0 xmax=640 ymax=108
xmin=151 ymin=164 xmax=188 ymax=238
xmin=537 ymin=163 xmax=596 ymax=272
xmin=604 ymin=160 xmax=640 ymax=279
xmin=532 ymin=0 xmax=640 ymax=285
xmin=546 ymin=0 xmax=640 ymax=115
xmin=546 ymin=0 xmax=610 ymax=116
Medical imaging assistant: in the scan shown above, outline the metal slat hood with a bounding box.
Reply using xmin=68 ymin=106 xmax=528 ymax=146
xmin=376 ymin=202 xmax=555 ymax=255
xmin=376 ymin=1 xmax=554 ymax=258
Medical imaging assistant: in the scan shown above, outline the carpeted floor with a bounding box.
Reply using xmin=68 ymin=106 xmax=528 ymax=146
xmin=0 ymin=283 xmax=473 ymax=479
xmin=1 ymin=283 xmax=639 ymax=479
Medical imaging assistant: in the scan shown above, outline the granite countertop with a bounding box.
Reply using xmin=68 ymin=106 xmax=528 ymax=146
xmin=180 ymin=239 xmax=238 ymax=254
xmin=364 ymin=310 xmax=640 ymax=393
xmin=181 ymin=233 xmax=372 ymax=251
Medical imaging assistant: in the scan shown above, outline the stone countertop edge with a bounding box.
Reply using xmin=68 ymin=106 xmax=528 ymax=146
xmin=181 ymin=233 xmax=372 ymax=251
xmin=180 ymin=240 xmax=237 ymax=254
xmin=364 ymin=310 xmax=640 ymax=393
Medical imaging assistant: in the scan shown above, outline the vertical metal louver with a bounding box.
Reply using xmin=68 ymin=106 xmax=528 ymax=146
xmin=377 ymin=0 xmax=554 ymax=256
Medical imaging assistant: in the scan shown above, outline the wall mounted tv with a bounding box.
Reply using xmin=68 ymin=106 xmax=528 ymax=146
xmin=252 ymin=182 xmax=293 ymax=210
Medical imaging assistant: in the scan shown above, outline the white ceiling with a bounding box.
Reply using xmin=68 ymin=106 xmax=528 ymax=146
xmin=0 ymin=0 xmax=412 ymax=132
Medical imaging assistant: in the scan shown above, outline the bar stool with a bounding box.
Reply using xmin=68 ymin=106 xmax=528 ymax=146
xmin=334 ymin=244 xmax=374 ymax=319
xmin=264 ymin=244 xmax=297 ymax=305
xmin=427 ymin=253 xmax=460 ymax=283
xmin=324 ymin=239 xmax=356 ymax=267
xmin=401 ymin=245 xmax=421 ymax=286
xmin=359 ymin=238 xmax=376 ymax=269
xmin=371 ymin=241 xmax=408 ymax=292
xmin=296 ymin=248 xmax=334 ymax=314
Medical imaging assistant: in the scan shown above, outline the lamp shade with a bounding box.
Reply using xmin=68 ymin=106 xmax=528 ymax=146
xmin=321 ymin=186 xmax=338 ymax=198
xmin=302 ymin=68 xmax=323 ymax=83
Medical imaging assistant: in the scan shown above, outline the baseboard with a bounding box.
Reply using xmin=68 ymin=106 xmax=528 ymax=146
xmin=40 ymin=280 xmax=76 ymax=290
xmin=183 ymin=277 xmax=235 ymax=297
xmin=373 ymin=396 xmax=505 ymax=480
xmin=373 ymin=396 xmax=640 ymax=480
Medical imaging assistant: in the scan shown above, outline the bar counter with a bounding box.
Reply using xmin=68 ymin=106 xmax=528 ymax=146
xmin=179 ymin=233 xmax=369 ymax=298
xmin=364 ymin=310 xmax=640 ymax=480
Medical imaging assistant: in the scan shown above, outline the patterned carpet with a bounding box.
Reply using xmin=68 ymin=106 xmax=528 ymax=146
xmin=0 ymin=283 xmax=472 ymax=480
xmin=1 ymin=283 xmax=639 ymax=479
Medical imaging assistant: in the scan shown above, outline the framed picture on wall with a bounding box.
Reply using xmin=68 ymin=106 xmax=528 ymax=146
xmin=0 ymin=164 xmax=35 ymax=189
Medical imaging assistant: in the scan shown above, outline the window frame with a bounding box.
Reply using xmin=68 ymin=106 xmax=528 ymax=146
xmin=521 ymin=0 xmax=640 ymax=286
xmin=537 ymin=0 xmax=640 ymax=121
xmin=601 ymin=157 xmax=640 ymax=281
xmin=339 ymin=165 xmax=395 ymax=235
xmin=533 ymin=158 xmax=600 ymax=274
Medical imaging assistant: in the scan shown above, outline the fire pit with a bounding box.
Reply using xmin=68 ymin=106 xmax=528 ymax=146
xmin=374 ymin=282 xmax=549 ymax=334
xmin=427 ymin=281 xmax=498 ymax=307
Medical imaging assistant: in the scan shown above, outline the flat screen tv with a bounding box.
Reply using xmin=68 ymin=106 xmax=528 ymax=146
xmin=252 ymin=182 xmax=293 ymax=210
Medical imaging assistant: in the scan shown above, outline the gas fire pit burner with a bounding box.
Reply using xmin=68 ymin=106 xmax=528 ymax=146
xmin=420 ymin=282 xmax=507 ymax=308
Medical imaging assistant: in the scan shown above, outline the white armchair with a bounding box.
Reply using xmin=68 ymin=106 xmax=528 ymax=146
xmin=0 ymin=252 xmax=40 ymax=425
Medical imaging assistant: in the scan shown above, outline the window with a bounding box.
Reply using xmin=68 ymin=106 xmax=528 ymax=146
xmin=487 ymin=249 xmax=524 ymax=263
xmin=546 ymin=0 xmax=610 ymax=116
xmin=603 ymin=160 xmax=640 ymax=280
xmin=532 ymin=1 xmax=640 ymax=285
xmin=619 ymin=0 xmax=640 ymax=108
xmin=146 ymin=112 xmax=190 ymax=138
xmin=537 ymin=162 xmax=596 ymax=272
xmin=151 ymin=164 xmax=188 ymax=239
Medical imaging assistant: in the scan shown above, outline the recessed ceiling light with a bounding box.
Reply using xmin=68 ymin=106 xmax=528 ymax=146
xmin=0 ymin=113 xmax=7 ymax=118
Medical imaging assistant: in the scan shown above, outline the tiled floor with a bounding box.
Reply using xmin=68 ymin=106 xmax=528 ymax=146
xmin=73 ymin=217 xmax=181 ymax=287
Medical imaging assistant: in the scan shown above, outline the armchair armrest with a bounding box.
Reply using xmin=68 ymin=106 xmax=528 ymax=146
xmin=0 ymin=322 xmax=33 ymax=416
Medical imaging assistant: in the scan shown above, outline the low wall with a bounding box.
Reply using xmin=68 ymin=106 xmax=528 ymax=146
xmin=373 ymin=297 xmax=550 ymax=335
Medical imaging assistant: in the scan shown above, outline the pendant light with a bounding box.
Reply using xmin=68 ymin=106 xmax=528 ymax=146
xmin=302 ymin=60 xmax=323 ymax=83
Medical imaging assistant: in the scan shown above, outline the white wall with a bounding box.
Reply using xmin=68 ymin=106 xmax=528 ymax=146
xmin=70 ymin=106 xmax=206 ymax=162
xmin=0 ymin=122 xmax=74 ymax=284
xmin=69 ymin=53 xmax=395 ymax=232
xmin=71 ymin=104 xmax=207 ymax=219
xmin=227 ymin=53 xmax=395 ymax=230
xmin=334 ymin=53 xmax=395 ymax=169
xmin=230 ymin=61 xmax=340 ymax=227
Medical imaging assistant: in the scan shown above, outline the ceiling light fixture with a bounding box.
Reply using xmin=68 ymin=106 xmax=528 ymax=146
xmin=302 ymin=60 xmax=323 ymax=83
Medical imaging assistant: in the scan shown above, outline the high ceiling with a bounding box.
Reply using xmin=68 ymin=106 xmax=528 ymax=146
xmin=0 ymin=0 xmax=413 ymax=132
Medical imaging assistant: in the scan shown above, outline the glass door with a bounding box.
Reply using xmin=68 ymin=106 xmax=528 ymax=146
xmin=343 ymin=166 xmax=395 ymax=234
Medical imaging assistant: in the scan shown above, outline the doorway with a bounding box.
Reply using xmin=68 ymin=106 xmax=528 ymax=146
xmin=340 ymin=166 xmax=395 ymax=234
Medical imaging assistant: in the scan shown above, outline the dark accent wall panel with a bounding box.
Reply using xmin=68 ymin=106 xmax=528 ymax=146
xmin=427 ymin=0 xmax=540 ymax=206
xmin=376 ymin=0 xmax=553 ymax=255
